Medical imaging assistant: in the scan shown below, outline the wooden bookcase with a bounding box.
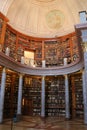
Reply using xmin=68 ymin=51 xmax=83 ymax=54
xmin=0 ymin=12 xmax=8 ymax=46
xmin=22 ymin=76 xmax=41 ymax=116
xmin=69 ymin=73 xmax=83 ymax=119
xmin=22 ymin=75 xmax=65 ymax=117
xmin=44 ymin=36 xmax=79 ymax=67
xmin=57 ymin=40 xmax=71 ymax=65
xmin=71 ymin=35 xmax=79 ymax=62
xmin=0 ymin=66 xmax=2 ymax=85
xmin=0 ymin=17 xmax=4 ymax=37
xmin=4 ymin=29 xmax=17 ymax=58
xmin=0 ymin=67 xmax=84 ymax=119
xmin=4 ymin=71 xmax=19 ymax=119
xmin=17 ymin=37 xmax=42 ymax=65
xmin=45 ymin=76 xmax=65 ymax=117
xmin=34 ymin=41 xmax=42 ymax=67
xmin=0 ymin=12 xmax=80 ymax=67
xmin=0 ymin=67 xmax=19 ymax=119
xmin=44 ymin=41 xmax=58 ymax=67
xmin=3 ymin=26 xmax=80 ymax=67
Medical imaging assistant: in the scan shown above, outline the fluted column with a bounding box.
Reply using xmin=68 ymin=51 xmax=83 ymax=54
xmin=41 ymin=76 xmax=45 ymax=117
xmin=17 ymin=74 xmax=23 ymax=115
xmin=82 ymin=70 xmax=87 ymax=124
xmin=0 ymin=68 xmax=6 ymax=123
xmin=64 ymin=74 xmax=70 ymax=119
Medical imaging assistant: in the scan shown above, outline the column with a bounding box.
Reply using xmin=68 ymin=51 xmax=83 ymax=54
xmin=17 ymin=74 xmax=23 ymax=117
xmin=79 ymin=11 xmax=86 ymax=23
xmin=64 ymin=74 xmax=70 ymax=119
xmin=41 ymin=76 xmax=45 ymax=117
xmin=0 ymin=68 xmax=6 ymax=123
xmin=82 ymin=45 xmax=87 ymax=124
xmin=82 ymin=70 xmax=87 ymax=124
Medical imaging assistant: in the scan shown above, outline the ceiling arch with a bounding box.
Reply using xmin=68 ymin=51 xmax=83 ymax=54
xmin=0 ymin=0 xmax=87 ymax=38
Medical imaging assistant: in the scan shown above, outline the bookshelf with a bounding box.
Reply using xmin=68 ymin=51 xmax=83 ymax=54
xmin=0 ymin=12 xmax=80 ymax=67
xmin=57 ymin=40 xmax=71 ymax=65
xmin=70 ymin=73 xmax=83 ymax=118
xmin=45 ymin=76 xmax=65 ymax=117
xmin=44 ymin=36 xmax=80 ymax=67
xmin=2 ymin=26 xmax=79 ymax=67
xmin=22 ymin=76 xmax=41 ymax=116
xmin=4 ymin=71 xmax=19 ymax=118
xmin=0 ymin=18 xmax=3 ymax=37
xmin=0 ymin=16 xmax=4 ymax=46
xmin=34 ymin=41 xmax=42 ymax=67
xmin=0 ymin=67 xmax=84 ymax=119
xmin=0 ymin=66 xmax=2 ymax=85
xmin=3 ymin=27 xmax=79 ymax=67
xmin=0 ymin=12 xmax=8 ymax=47
xmin=72 ymin=35 xmax=79 ymax=62
xmin=44 ymin=41 xmax=58 ymax=67
xmin=22 ymin=75 xmax=66 ymax=117
xmin=4 ymin=29 xmax=17 ymax=59
xmin=0 ymin=67 xmax=18 ymax=119
xmin=74 ymin=74 xmax=83 ymax=118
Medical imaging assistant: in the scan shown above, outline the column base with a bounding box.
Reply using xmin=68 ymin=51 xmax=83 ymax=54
xmin=40 ymin=116 xmax=46 ymax=123
xmin=41 ymin=116 xmax=46 ymax=119
xmin=41 ymin=114 xmax=45 ymax=118
xmin=0 ymin=121 xmax=3 ymax=124
xmin=84 ymin=121 xmax=87 ymax=125
xmin=16 ymin=114 xmax=22 ymax=122
xmin=65 ymin=117 xmax=71 ymax=121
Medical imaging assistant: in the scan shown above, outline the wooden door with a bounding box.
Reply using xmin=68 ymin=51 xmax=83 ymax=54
xmin=22 ymin=99 xmax=33 ymax=116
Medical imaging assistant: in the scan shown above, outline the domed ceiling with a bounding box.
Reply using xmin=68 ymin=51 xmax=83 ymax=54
xmin=0 ymin=0 xmax=87 ymax=38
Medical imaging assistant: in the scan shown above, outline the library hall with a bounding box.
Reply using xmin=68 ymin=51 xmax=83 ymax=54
xmin=0 ymin=0 xmax=87 ymax=130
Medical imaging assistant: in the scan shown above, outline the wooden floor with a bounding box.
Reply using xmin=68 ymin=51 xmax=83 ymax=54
xmin=1 ymin=116 xmax=87 ymax=130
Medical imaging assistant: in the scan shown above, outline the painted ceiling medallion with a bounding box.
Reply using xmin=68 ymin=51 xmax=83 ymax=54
xmin=46 ymin=10 xmax=65 ymax=30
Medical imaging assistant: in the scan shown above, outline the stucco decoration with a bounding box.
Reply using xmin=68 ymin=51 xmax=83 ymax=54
xmin=46 ymin=10 xmax=65 ymax=30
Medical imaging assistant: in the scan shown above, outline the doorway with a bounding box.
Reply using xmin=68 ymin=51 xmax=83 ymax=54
xmin=22 ymin=98 xmax=33 ymax=116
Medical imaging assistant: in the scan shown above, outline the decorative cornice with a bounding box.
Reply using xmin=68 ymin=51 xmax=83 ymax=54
xmin=75 ymin=23 xmax=87 ymax=29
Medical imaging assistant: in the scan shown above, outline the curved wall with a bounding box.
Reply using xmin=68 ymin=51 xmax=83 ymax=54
xmin=0 ymin=12 xmax=84 ymax=76
xmin=0 ymin=0 xmax=87 ymax=37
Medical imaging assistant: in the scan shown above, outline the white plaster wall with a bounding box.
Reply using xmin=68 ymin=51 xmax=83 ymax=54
xmin=0 ymin=0 xmax=14 ymax=15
